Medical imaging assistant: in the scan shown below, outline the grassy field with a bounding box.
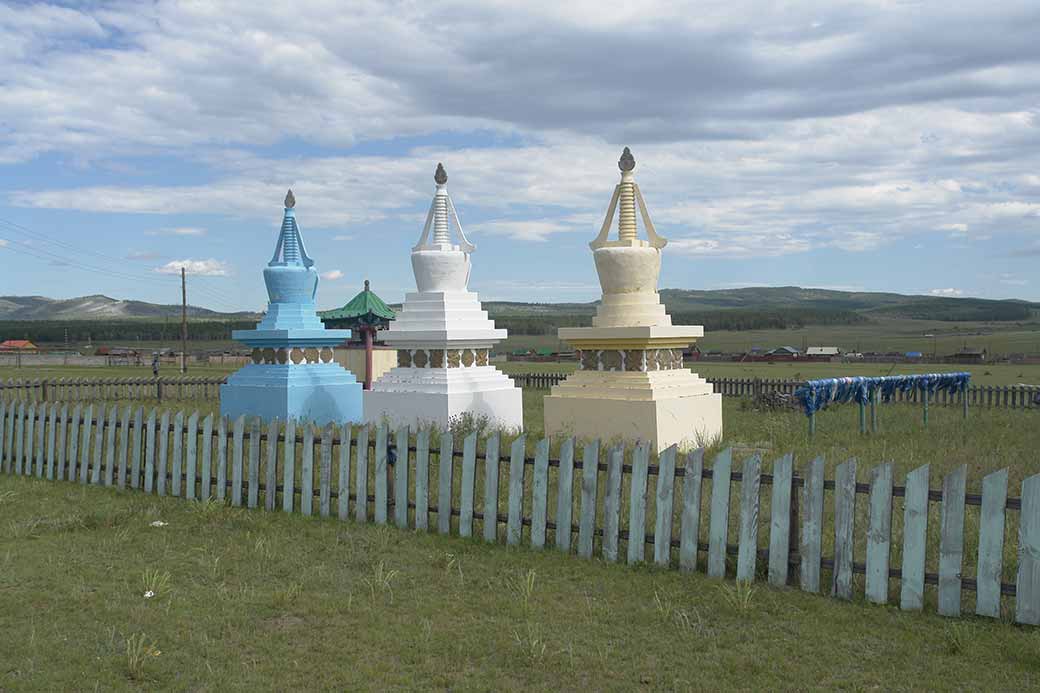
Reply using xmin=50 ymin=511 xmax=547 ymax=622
xmin=2 ymin=474 xmax=1039 ymax=691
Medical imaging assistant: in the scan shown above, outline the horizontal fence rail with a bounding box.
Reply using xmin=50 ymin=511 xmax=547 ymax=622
xmin=2 ymin=399 xmax=1038 ymax=625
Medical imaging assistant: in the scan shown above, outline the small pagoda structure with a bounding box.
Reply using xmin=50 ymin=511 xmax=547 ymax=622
xmin=543 ymin=148 xmax=722 ymax=451
xmin=320 ymin=279 xmax=396 ymax=389
xmin=221 ymin=190 xmax=363 ymax=425
xmin=364 ymin=164 xmax=523 ymax=430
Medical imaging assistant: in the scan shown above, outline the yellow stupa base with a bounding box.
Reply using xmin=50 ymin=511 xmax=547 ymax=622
xmin=543 ymin=369 xmax=723 ymax=454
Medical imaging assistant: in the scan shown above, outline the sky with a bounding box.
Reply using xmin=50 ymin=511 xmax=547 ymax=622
xmin=1 ymin=0 xmax=1039 ymax=313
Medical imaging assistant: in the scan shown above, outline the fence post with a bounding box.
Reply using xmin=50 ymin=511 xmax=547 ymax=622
xmin=923 ymin=387 xmax=929 ymax=426
xmin=871 ymin=387 xmax=879 ymax=433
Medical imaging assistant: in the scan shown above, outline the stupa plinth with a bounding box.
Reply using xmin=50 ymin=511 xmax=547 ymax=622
xmin=544 ymin=148 xmax=722 ymax=451
xmin=221 ymin=190 xmax=363 ymax=425
xmin=364 ymin=164 xmax=523 ymax=430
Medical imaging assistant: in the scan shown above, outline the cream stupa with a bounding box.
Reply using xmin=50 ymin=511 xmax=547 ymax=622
xmin=363 ymin=164 xmax=523 ymax=430
xmin=544 ymin=148 xmax=722 ymax=451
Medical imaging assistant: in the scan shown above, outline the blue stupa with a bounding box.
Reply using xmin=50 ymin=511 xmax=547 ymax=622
xmin=220 ymin=189 xmax=363 ymax=425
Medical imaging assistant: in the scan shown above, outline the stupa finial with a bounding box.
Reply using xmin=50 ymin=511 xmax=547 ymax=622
xmin=619 ymin=147 xmax=635 ymax=172
xmin=285 ymin=189 xmax=296 ymax=209
xmin=434 ymin=163 xmax=447 ymax=185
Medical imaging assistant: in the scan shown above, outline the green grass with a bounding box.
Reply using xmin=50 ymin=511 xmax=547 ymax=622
xmin=2 ymin=474 xmax=1040 ymax=690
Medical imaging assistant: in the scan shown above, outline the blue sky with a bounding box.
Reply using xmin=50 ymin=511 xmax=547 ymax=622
xmin=1 ymin=1 xmax=1038 ymax=312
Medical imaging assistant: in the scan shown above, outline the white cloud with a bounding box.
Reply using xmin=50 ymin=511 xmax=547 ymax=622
xmin=155 ymin=259 xmax=229 ymax=276
xmin=145 ymin=227 xmax=207 ymax=236
xmin=929 ymin=288 xmax=963 ymax=297
xmin=0 ymin=239 xmax=8 ymax=247
xmin=126 ymin=250 xmax=162 ymax=261
xmin=321 ymin=270 xmax=344 ymax=280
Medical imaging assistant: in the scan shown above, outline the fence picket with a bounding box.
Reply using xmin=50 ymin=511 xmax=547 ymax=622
xmin=394 ymin=427 xmax=409 ymax=528
xmin=319 ymin=423 xmax=333 ymax=518
xmin=415 ymin=428 xmax=430 ymax=531
xmin=186 ymin=412 xmax=199 ymax=501
xmin=300 ymin=423 xmax=314 ymax=516
xmin=627 ymin=442 xmax=651 ymax=564
xmin=354 ymin=426 xmax=369 ymax=523
xmin=338 ymin=424 xmax=352 ymax=521
xmin=35 ymin=403 xmax=46 ymax=478
xmin=1016 ymin=474 xmax=1040 ymax=625
xmin=0 ymin=402 xmax=7 ymax=473
xmin=577 ymin=440 xmax=600 ymax=559
xmin=247 ymin=417 xmax=261 ymax=509
xmin=77 ymin=404 xmax=93 ymax=484
xmin=654 ymin=445 xmax=677 ymax=568
xmin=170 ymin=411 xmax=183 ymax=496
xmin=90 ymin=405 xmax=103 ymax=484
xmin=438 ymin=432 xmax=455 ymax=535
xmin=24 ymin=403 xmax=35 ymax=477
xmin=45 ymin=403 xmax=57 ymax=480
xmin=230 ymin=415 xmax=245 ymax=507
xmin=507 ymin=435 xmax=527 ymax=546
xmin=707 ymin=448 xmax=733 ymax=578
xmin=3 ymin=402 xmax=14 ymax=474
xmin=459 ymin=432 xmax=478 ymax=538
xmin=602 ymin=444 xmax=624 ymax=562
xmin=54 ymin=405 xmax=68 ymax=481
xmin=801 ymin=456 xmax=825 ymax=593
xmin=555 ymin=437 xmax=576 ymax=553
xmin=282 ymin=419 xmax=295 ymax=512
xmin=768 ymin=453 xmax=793 ymax=586
xmin=200 ymin=414 xmax=214 ymax=501
xmin=64 ymin=404 xmax=80 ymax=482
xmin=157 ymin=411 xmax=170 ymax=496
xmin=679 ymin=449 xmax=704 ymax=573
xmin=531 ymin=438 xmax=551 ymax=549
xmin=938 ymin=465 xmax=967 ymax=617
xmin=900 ymin=464 xmax=930 ymax=611
xmin=737 ymin=454 xmax=762 ymax=581
xmin=865 ymin=462 xmax=893 ymax=605
xmin=264 ymin=418 xmax=279 ymax=510
xmin=130 ymin=408 xmax=143 ymax=489
xmin=374 ymin=424 xmax=388 ymax=524
xmin=144 ymin=409 xmax=157 ymax=493
xmin=480 ymin=433 xmax=501 ymax=541
xmin=976 ymin=468 xmax=1008 ymax=618
xmin=832 ymin=459 xmax=857 ymax=599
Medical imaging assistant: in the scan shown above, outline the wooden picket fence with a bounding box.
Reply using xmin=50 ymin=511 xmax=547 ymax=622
xmin=2 ymin=398 xmax=1038 ymax=625
xmin=4 ymin=375 xmax=1038 ymax=410
xmin=0 ymin=377 xmax=223 ymax=403
xmin=512 ymin=373 xmax=1040 ymax=409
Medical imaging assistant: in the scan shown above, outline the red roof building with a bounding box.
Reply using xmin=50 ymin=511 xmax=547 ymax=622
xmin=0 ymin=340 xmax=38 ymax=352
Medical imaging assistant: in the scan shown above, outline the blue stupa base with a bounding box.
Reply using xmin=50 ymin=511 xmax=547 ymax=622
xmin=220 ymin=363 xmax=363 ymax=426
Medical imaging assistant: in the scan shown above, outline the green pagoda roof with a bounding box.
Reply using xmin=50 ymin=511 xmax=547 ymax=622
xmin=319 ymin=280 xmax=396 ymax=327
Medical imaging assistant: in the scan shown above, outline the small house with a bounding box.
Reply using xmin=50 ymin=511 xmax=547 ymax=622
xmin=0 ymin=340 xmax=38 ymax=353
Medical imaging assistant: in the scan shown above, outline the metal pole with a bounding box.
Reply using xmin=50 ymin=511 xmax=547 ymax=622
xmin=962 ymin=386 xmax=968 ymax=419
xmin=923 ymin=387 xmax=929 ymax=427
xmin=859 ymin=400 xmax=866 ymax=434
xmin=809 ymin=411 xmax=816 ymax=438
xmin=180 ymin=267 xmax=188 ymax=375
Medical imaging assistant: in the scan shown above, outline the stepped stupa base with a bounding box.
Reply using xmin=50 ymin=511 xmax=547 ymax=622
xmin=543 ymin=369 xmax=722 ymax=453
xmin=364 ymin=366 xmax=522 ymax=430
xmin=221 ymin=364 xmax=363 ymax=426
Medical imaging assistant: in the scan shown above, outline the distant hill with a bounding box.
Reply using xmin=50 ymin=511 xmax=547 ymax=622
xmin=2 ymin=287 xmax=1037 ymax=326
xmin=0 ymin=295 xmax=259 ymax=321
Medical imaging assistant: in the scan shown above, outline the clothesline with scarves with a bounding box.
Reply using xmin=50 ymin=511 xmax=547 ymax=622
xmin=793 ymin=372 xmax=972 ymax=418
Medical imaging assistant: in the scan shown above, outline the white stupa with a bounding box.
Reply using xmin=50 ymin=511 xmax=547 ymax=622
xmin=363 ymin=164 xmax=523 ymax=430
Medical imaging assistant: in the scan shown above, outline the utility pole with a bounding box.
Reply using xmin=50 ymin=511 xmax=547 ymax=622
xmin=181 ymin=266 xmax=188 ymax=374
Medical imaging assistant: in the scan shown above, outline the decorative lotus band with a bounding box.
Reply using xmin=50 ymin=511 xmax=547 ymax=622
xmin=397 ymin=348 xmax=491 ymax=369
xmin=578 ymin=348 xmax=685 ymax=372
xmin=250 ymin=346 xmax=338 ymax=365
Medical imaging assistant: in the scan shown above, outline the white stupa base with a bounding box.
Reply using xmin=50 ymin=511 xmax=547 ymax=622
xmin=544 ymin=370 xmax=722 ymax=453
xmin=364 ymin=366 xmax=523 ymax=431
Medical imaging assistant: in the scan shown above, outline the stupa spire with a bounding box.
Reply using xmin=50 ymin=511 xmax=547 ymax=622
xmin=414 ymin=163 xmax=475 ymax=253
xmin=270 ymin=188 xmax=313 ymax=268
xmin=590 ymin=147 xmax=667 ymax=250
